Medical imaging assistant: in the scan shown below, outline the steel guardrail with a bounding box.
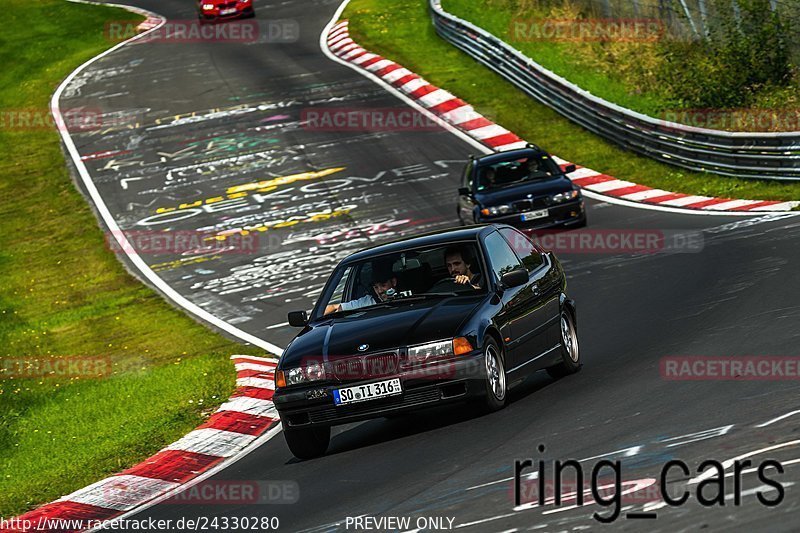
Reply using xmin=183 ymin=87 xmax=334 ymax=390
xmin=429 ymin=0 xmax=800 ymax=181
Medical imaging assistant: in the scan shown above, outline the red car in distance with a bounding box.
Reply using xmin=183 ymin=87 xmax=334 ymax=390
xmin=197 ymin=0 xmax=255 ymax=23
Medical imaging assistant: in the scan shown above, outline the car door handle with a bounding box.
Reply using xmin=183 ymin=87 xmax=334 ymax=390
xmin=532 ymin=284 xmax=539 ymax=295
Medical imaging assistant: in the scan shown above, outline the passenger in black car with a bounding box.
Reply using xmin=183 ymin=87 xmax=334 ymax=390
xmin=324 ymin=260 xmax=397 ymax=315
xmin=444 ymin=246 xmax=482 ymax=290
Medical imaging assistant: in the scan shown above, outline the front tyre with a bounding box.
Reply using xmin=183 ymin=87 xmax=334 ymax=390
xmin=547 ymin=309 xmax=581 ymax=379
xmin=482 ymin=338 xmax=507 ymax=411
xmin=284 ymin=426 xmax=330 ymax=460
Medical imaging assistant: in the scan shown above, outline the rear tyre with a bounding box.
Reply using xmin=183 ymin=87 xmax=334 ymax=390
xmin=547 ymin=309 xmax=581 ymax=379
xmin=284 ymin=426 xmax=330 ymax=460
xmin=482 ymin=337 xmax=507 ymax=412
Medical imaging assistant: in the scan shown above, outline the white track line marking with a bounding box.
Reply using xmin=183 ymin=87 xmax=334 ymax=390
xmin=688 ymin=439 xmax=800 ymax=484
xmin=756 ymin=409 xmax=800 ymax=428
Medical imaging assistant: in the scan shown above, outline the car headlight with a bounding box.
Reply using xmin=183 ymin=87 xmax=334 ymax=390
xmin=202 ymin=3 xmax=215 ymax=10
xmin=480 ymin=204 xmax=512 ymax=217
xmin=407 ymin=338 xmax=474 ymax=364
xmin=551 ymin=190 xmax=580 ymax=203
xmin=275 ymin=361 xmax=326 ymax=388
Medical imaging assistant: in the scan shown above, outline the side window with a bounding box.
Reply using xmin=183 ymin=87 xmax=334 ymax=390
xmin=500 ymin=228 xmax=544 ymax=272
xmin=484 ymin=232 xmax=524 ymax=281
xmin=327 ymin=266 xmax=353 ymax=306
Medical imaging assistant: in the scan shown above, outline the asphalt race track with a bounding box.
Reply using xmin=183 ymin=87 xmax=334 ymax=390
xmin=60 ymin=0 xmax=800 ymax=530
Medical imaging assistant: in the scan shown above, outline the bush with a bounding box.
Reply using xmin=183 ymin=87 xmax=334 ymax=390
xmin=658 ymin=0 xmax=791 ymax=109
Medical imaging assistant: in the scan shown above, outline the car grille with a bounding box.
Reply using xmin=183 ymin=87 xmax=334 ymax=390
xmin=328 ymin=351 xmax=400 ymax=382
xmin=512 ymin=197 xmax=550 ymax=212
xmin=220 ymin=2 xmax=237 ymax=8
xmin=307 ymin=386 xmax=442 ymax=423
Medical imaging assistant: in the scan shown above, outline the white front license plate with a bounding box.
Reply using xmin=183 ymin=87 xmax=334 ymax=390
xmin=333 ymin=378 xmax=402 ymax=405
xmin=521 ymin=209 xmax=548 ymax=221
xmin=220 ymin=7 xmax=237 ymax=15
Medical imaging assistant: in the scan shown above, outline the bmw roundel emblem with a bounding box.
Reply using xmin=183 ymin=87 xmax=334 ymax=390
xmin=358 ymin=344 xmax=369 ymax=352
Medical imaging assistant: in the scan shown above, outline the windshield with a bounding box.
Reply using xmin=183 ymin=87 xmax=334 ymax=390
xmin=476 ymin=155 xmax=561 ymax=191
xmin=316 ymin=242 xmax=486 ymax=318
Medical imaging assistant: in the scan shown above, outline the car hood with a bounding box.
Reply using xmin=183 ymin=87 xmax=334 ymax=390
xmin=281 ymin=294 xmax=486 ymax=366
xmin=476 ymin=176 xmax=573 ymax=205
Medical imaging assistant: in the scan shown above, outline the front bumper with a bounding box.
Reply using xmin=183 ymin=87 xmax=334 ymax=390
xmin=273 ymin=351 xmax=486 ymax=428
xmin=476 ymin=199 xmax=585 ymax=229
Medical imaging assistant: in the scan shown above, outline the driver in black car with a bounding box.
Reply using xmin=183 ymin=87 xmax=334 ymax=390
xmin=324 ymin=260 xmax=398 ymax=315
xmin=444 ymin=246 xmax=482 ymax=290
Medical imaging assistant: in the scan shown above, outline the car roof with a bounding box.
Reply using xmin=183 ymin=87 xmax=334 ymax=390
xmin=472 ymin=147 xmax=545 ymax=167
xmin=342 ymin=224 xmax=502 ymax=264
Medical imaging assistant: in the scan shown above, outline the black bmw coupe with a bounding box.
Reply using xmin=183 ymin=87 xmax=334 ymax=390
xmin=274 ymin=224 xmax=580 ymax=459
xmin=457 ymin=145 xmax=586 ymax=229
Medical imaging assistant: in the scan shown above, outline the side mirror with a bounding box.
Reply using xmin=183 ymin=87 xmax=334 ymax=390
xmin=500 ymin=268 xmax=528 ymax=289
xmin=563 ymin=164 xmax=576 ymax=174
xmin=458 ymin=187 xmax=471 ymax=196
xmin=287 ymin=310 xmax=308 ymax=327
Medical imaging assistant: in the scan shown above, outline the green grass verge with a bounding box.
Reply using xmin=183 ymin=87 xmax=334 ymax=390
xmin=0 ymin=0 xmax=269 ymax=517
xmin=343 ymin=0 xmax=800 ymax=202
xmin=443 ymin=0 xmax=800 ymax=119
xmin=444 ymin=0 xmax=667 ymax=116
